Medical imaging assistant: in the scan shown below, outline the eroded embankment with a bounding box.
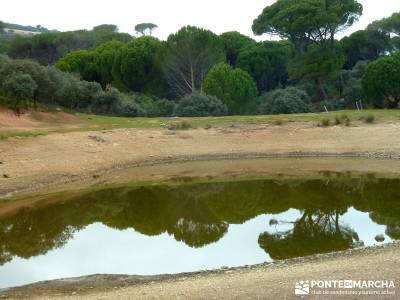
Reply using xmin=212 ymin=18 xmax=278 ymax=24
xmin=1 ymin=122 xmax=400 ymax=198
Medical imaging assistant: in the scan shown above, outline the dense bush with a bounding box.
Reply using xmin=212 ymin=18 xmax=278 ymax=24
xmin=3 ymin=25 xmax=132 ymax=65
xmin=202 ymin=63 xmax=257 ymax=114
xmin=259 ymin=87 xmax=311 ymax=115
xmin=1 ymin=73 xmax=37 ymax=107
xmin=362 ymin=51 xmax=400 ymax=108
xmin=174 ymin=93 xmax=228 ymax=117
xmin=134 ymin=94 xmax=175 ymax=117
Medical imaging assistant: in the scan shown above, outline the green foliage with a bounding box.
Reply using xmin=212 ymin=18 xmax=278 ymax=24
xmin=392 ymin=36 xmax=400 ymax=51
xmin=0 ymin=21 xmax=4 ymax=33
xmin=341 ymin=30 xmax=392 ymax=69
xmin=164 ymin=26 xmax=225 ymax=98
xmin=56 ymin=41 xmax=125 ymax=88
xmin=174 ymin=93 xmax=227 ymax=117
xmin=252 ymin=0 xmax=363 ymax=52
xmin=368 ymin=12 xmax=400 ymax=35
xmin=362 ymin=52 xmax=400 ymax=108
xmin=135 ymin=23 xmax=158 ymax=36
xmin=1 ymin=73 xmax=37 ymax=106
xmin=258 ymin=87 xmax=310 ymax=115
xmin=112 ymin=36 xmax=166 ymax=96
xmin=203 ymin=63 xmax=257 ymax=115
xmin=5 ymin=26 xmax=132 ymax=65
xmin=219 ymin=31 xmax=255 ymax=65
xmin=93 ymin=24 xmax=118 ymax=33
xmin=236 ymin=41 xmax=294 ymax=92
xmin=289 ymin=46 xmax=345 ymax=100
xmin=342 ymin=60 xmax=369 ymax=105
xmin=134 ymin=94 xmax=175 ymax=117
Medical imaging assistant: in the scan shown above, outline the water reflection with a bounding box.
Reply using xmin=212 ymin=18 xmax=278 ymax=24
xmin=0 ymin=173 xmax=399 ymax=268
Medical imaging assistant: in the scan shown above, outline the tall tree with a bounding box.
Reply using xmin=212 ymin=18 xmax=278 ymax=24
xmin=135 ymin=23 xmax=158 ymax=36
xmin=112 ymin=36 xmax=166 ymax=96
xmin=164 ymin=26 xmax=225 ymax=98
xmin=236 ymin=41 xmax=294 ymax=92
xmin=340 ymin=29 xmax=392 ymax=69
xmin=368 ymin=12 xmax=400 ymax=35
xmin=252 ymin=0 xmax=363 ymax=53
xmin=219 ymin=31 xmax=255 ymax=65
xmin=252 ymin=0 xmax=362 ymax=100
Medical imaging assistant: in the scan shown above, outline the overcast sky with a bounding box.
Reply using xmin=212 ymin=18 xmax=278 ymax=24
xmin=2 ymin=0 xmax=399 ymax=40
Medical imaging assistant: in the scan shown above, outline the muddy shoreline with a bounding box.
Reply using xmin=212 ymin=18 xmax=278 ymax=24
xmin=2 ymin=150 xmax=400 ymax=199
xmin=2 ymin=122 xmax=400 ymax=198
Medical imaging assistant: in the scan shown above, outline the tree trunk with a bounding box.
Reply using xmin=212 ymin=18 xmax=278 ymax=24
xmin=317 ymin=79 xmax=328 ymax=100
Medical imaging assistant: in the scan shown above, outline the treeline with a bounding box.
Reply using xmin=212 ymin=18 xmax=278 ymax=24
xmin=0 ymin=2 xmax=400 ymax=117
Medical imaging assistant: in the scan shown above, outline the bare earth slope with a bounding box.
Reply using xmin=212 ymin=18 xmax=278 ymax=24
xmin=1 ymin=122 xmax=400 ymax=197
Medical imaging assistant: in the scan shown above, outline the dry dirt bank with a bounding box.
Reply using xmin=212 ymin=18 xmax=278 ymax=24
xmin=1 ymin=122 xmax=400 ymax=198
xmin=1 ymin=243 xmax=398 ymax=299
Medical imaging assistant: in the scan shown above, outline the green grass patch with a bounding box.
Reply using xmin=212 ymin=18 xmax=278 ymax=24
xmin=0 ymin=109 xmax=399 ymax=141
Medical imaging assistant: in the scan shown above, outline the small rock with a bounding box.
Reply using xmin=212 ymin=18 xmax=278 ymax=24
xmin=93 ymin=174 xmax=100 ymax=179
xmin=269 ymin=219 xmax=279 ymax=226
xmin=375 ymin=234 xmax=385 ymax=242
xmin=88 ymin=135 xmax=106 ymax=143
xmin=71 ymin=291 xmax=77 ymax=295
xmin=3 ymin=174 xmax=10 ymax=179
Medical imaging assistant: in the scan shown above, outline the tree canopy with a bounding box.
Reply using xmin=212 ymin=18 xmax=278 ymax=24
xmin=135 ymin=23 xmax=158 ymax=36
xmin=203 ymin=63 xmax=258 ymax=114
xmin=164 ymin=26 xmax=225 ymax=98
xmin=252 ymin=0 xmax=363 ymax=52
xmin=362 ymin=51 xmax=400 ymax=108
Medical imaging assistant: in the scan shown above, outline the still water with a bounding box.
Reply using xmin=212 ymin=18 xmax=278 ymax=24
xmin=0 ymin=173 xmax=399 ymax=288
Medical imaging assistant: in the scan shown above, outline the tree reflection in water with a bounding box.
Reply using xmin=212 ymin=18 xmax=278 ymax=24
xmin=0 ymin=173 xmax=399 ymax=265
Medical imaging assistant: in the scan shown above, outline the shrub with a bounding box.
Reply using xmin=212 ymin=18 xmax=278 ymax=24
xmin=259 ymin=87 xmax=310 ymax=115
xmin=168 ymin=120 xmax=194 ymax=130
xmin=174 ymin=93 xmax=228 ymax=117
xmin=202 ymin=63 xmax=258 ymax=115
xmin=2 ymin=73 xmax=37 ymax=107
xmin=362 ymin=51 xmax=400 ymax=108
xmin=319 ymin=117 xmax=331 ymax=127
xmin=134 ymin=95 xmax=175 ymax=117
xmin=363 ymin=114 xmax=375 ymax=124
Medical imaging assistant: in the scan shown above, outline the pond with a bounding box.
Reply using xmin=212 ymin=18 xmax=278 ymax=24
xmin=0 ymin=172 xmax=399 ymax=288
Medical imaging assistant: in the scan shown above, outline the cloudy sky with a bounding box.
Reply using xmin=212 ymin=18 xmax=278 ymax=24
xmin=1 ymin=0 xmax=399 ymax=40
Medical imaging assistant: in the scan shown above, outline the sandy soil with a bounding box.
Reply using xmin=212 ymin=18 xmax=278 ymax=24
xmin=1 ymin=120 xmax=400 ymax=299
xmin=1 ymin=122 xmax=400 ymax=198
xmin=1 ymin=243 xmax=398 ymax=299
xmin=0 ymin=109 xmax=81 ymax=131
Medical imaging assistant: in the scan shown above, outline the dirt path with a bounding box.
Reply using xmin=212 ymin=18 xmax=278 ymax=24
xmin=1 ymin=243 xmax=398 ymax=299
xmin=1 ymin=122 xmax=400 ymax=197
